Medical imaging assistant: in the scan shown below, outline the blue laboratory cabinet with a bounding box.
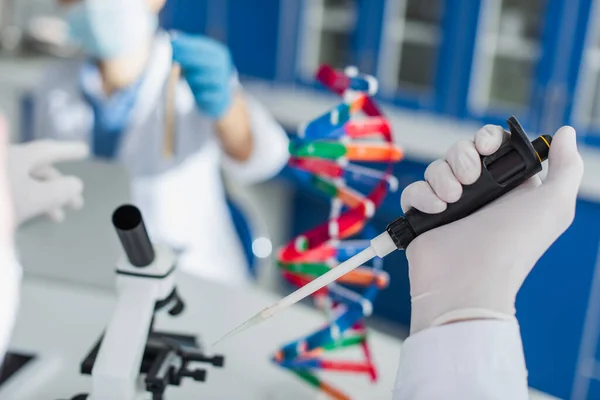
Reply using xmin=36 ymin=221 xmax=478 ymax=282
xmin=162 ymin=0 xmax=600 ymax=146
xmin=163 ymin=1 xmax=600 ymax=398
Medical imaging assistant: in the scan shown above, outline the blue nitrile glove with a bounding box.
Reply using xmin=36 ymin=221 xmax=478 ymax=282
xmin=171 ymin=33 xmax=234 ymax=119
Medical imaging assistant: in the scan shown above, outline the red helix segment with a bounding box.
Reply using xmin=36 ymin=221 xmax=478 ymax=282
xmin=273 ymin=65 xmax=404 ymax=400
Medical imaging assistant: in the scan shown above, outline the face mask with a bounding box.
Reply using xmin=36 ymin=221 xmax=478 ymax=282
xmin=66 ymin=0 xmax=158 ymax=59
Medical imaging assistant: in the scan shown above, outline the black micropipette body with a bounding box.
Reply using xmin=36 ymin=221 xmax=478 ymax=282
xmin=386 ymin=117 xmax=551 ymax=250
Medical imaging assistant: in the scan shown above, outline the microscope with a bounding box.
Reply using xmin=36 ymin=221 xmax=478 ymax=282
xmin=68 ymin=204 xmax=224 ymax=400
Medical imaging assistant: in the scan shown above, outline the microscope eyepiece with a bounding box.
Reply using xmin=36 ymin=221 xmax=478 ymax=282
xmin=113 ymin=204 xmax=155 ymax=267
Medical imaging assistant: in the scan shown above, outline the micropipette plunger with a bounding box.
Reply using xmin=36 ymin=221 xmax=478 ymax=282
xmin=212 ymin=117 xmax=552 ymax=346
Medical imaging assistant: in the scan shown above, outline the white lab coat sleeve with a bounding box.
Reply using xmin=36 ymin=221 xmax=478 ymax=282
xmin=220 ymin=78 xmax=290 ymax=184
xmin=0 ymin=247 xmax=21 ymax=363
xmin=393 ymin=320 xmax=529 ymax=400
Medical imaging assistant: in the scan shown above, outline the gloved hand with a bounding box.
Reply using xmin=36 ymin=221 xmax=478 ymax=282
xmin=171 ymin=33 xmax=234 ymax=119
xmin=9 ymin=140 xmax=89 ymax=225
xmin=401 ymin=125 xmax=584 ymax=334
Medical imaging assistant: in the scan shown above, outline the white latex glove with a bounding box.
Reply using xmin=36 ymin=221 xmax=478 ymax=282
xmin=401 ymin=124 xmax=584 ymax=334
xmin=8 ymin=140 xmax=89 ymax=225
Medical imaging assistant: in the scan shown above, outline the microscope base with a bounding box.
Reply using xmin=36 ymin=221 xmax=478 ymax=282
xmin=70 ymin=330 xmax=224 ymax=400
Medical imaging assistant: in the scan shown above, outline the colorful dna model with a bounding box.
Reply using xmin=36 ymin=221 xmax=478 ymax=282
xmin=273 ymin=65 xmax=404 ymax=400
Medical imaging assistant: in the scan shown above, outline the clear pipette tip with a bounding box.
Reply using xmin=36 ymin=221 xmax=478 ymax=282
xmin=211 ymin=245 xmax=382 ymax=346
xmin=211 ymin=307 xmax=274 ymax=347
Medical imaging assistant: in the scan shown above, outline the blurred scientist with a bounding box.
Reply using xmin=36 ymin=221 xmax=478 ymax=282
xmin=0 ymin=119 xmax=88 ymax=360
xmin=392 ymin=124 xmax=584 ymax=399
xmin=31 ymin=0 xmax=289 ymax=286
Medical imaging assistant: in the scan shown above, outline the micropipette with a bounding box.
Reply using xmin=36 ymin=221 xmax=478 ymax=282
xmin=212 ymin=117 xmax=552 ymax=346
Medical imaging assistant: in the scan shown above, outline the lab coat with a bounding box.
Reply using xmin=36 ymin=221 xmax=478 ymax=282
xmin=393 ymin=319 xmax=529 ymax=400
xmin=31 ymin=32 xmax=289 ymax=286
xmin=0 ymin=249 xmax=20 ymax=364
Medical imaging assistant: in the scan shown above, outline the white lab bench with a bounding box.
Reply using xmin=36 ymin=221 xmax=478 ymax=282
xmin=7 ymin=273 xmax=403 ymax=400
xmin=6 ymin=274 xmax=557 ymax=400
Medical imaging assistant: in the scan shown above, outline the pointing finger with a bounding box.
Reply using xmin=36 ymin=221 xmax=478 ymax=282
xmin=23 ymin=140 xmax=89 ymax=170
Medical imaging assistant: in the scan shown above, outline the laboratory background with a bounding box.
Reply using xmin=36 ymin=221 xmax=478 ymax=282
xmin=0 ymin=0 xmax=600 ymax=399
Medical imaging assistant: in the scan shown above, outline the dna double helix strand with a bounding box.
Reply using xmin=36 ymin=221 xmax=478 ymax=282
xmin=273 ymin=65 xmax=404 ymax=400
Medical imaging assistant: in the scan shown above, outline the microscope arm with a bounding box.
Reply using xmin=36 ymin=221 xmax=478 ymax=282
xmin=91 ymin=279 xmax=158 ymax=400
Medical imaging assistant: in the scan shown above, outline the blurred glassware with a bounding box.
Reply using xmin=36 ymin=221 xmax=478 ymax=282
xmin=22 ymin=15 xmax=78 ymax=57
xmin=498 ymin=10 xmax=525 ymax=38
xmin=0 ymin=0 xmax=20 ymax=52
xmin=299 ymin=0 xmax=357 ymax=78
xmin=378 ymin=0 xmax=444 ymax=94
xmin=469 ymin=0 xmax=546 ymax=113
xmin=0 ymin=24 xmax=21 ymax=52
xmin=0 ymin=0 xmax=78 ymax=57
xmin=573 ymin=0 xmax=600 ymax=130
